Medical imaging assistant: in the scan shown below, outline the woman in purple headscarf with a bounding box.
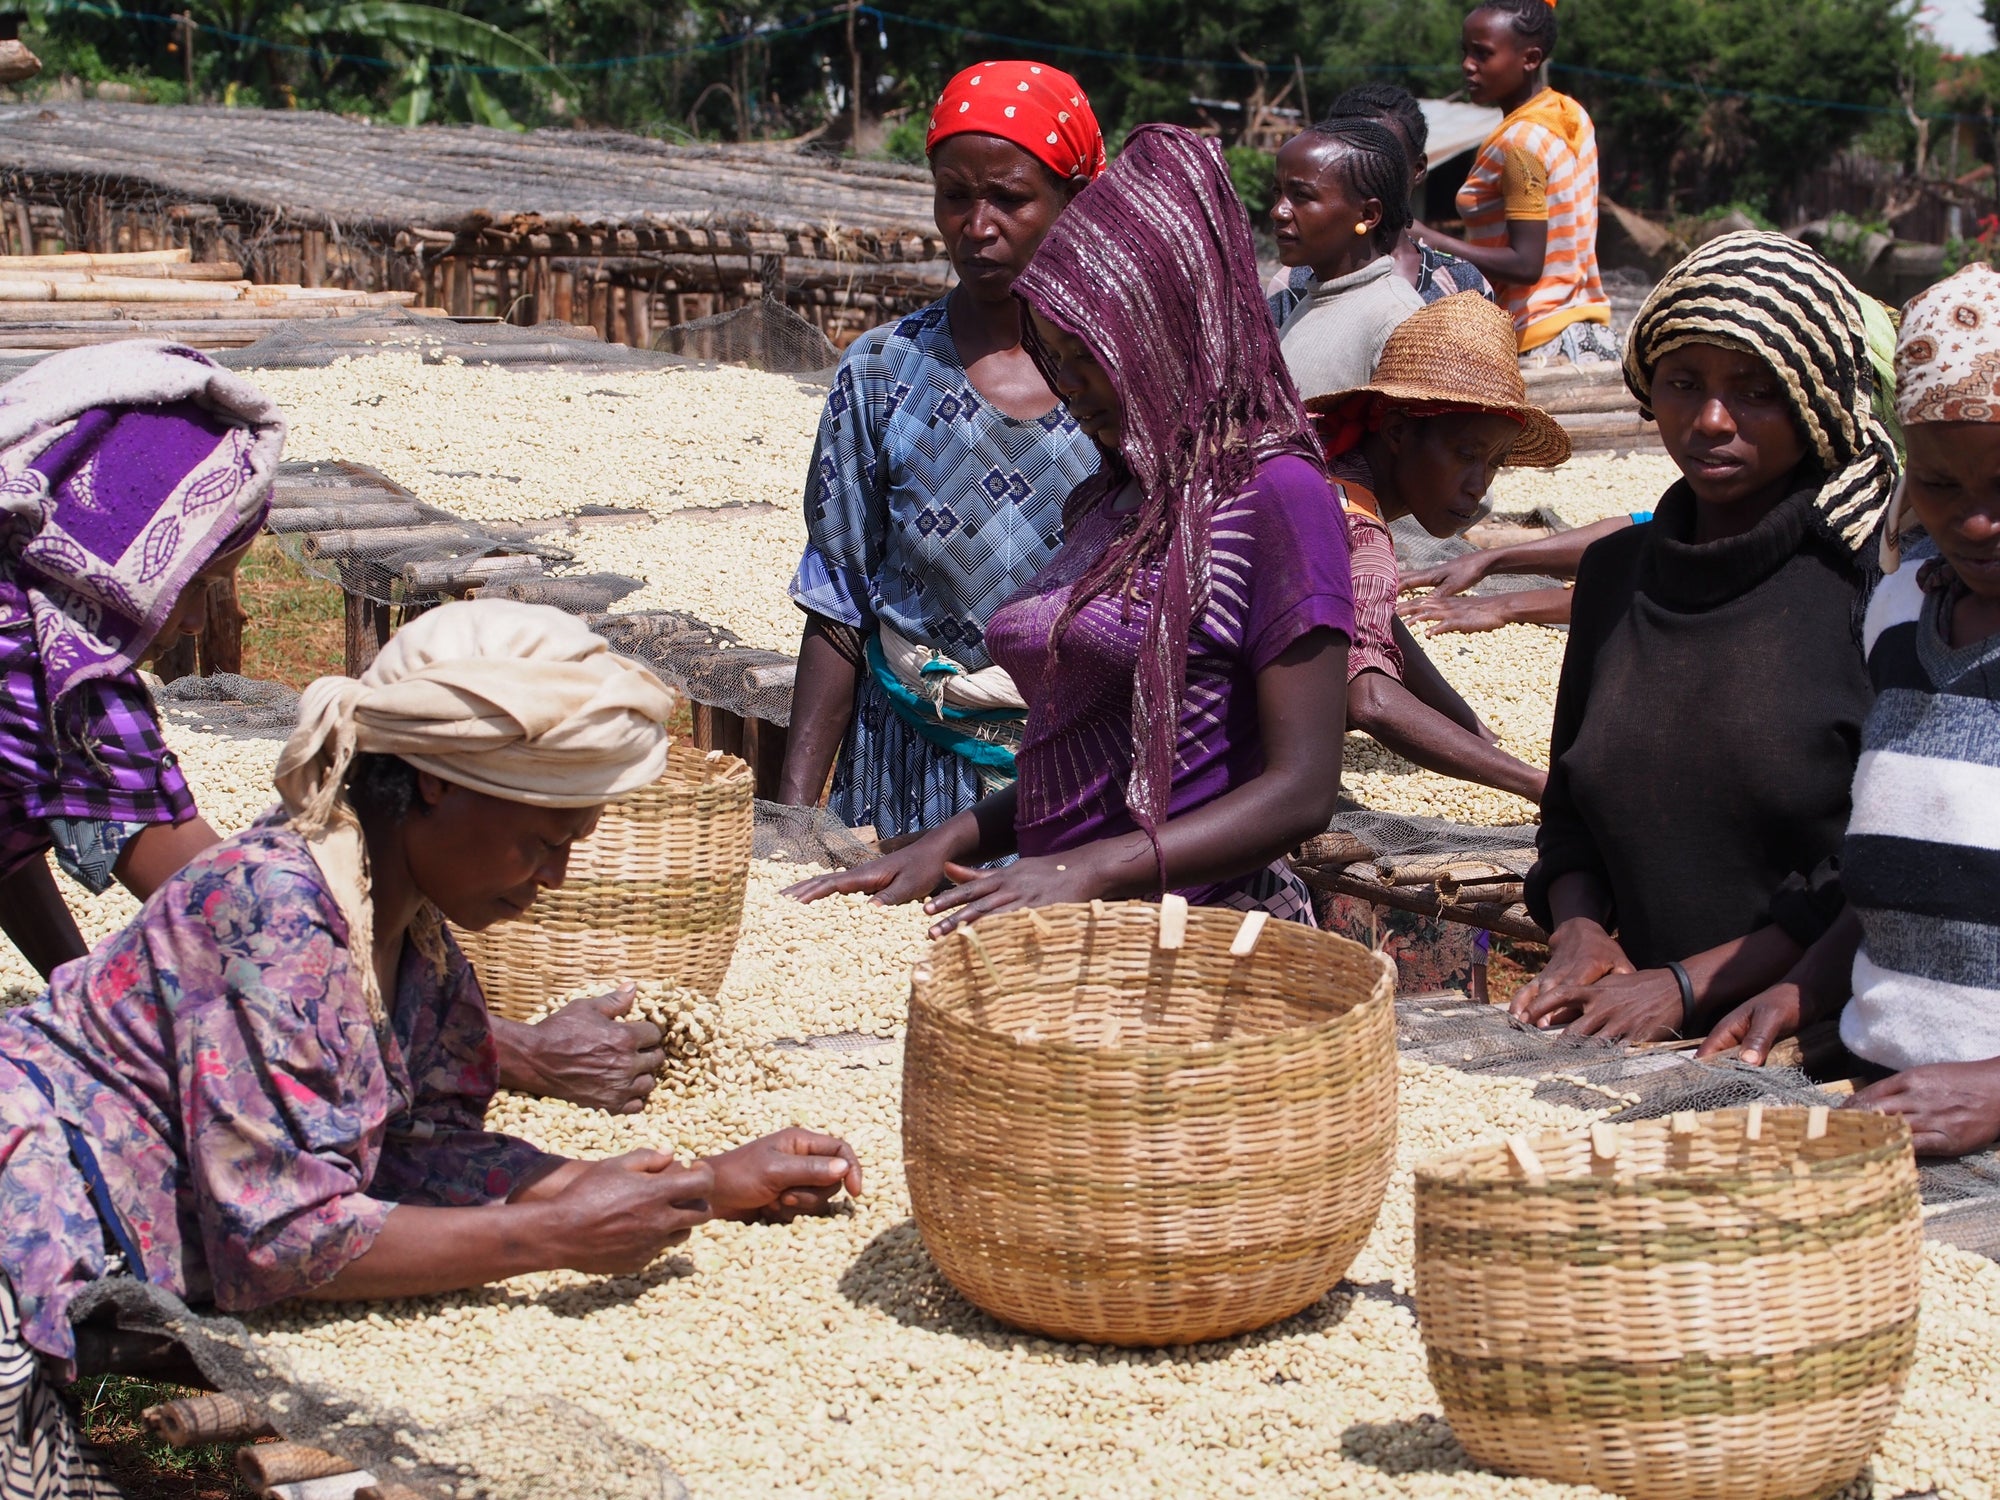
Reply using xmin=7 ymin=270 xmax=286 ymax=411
xmin=0 ymin=342 xmax=283 ymax=980
xmin=790 ymin=125 xmax=1355 ymax=931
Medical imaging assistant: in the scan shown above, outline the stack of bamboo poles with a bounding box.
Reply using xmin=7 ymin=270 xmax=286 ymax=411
xmin=1521 ymin=361 xmax=1664 ymax=455
xmin=142 ymin=1392 xmax=429 ymax=1500
xmin=0 ymin=247 xmax=429 ymax=351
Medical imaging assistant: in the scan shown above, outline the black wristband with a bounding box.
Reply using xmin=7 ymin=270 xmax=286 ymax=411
xmin=1666 ymin=959 xmax=1697 ymax=1037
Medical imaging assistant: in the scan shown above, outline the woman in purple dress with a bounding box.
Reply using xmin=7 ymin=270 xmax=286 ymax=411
xmin=789 ymin=125 xmax=1355 ymax=932
xmin=0 ymin=601 xmax=861 ymax=1495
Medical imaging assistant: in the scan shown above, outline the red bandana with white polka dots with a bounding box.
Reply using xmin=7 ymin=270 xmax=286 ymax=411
xmin=925 ymin=60 xmax=1106 ymax=182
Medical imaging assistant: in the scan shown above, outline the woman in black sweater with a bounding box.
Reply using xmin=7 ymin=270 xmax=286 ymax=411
xmin=1513 ymin=232 xmax=1898 ymax=1042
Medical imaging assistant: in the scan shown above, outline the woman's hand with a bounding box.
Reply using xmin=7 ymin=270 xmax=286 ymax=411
xmin=703 ymin=1128 xmax=863 ymax=1222
xmin=540 ymin=1151 xmax=716 ymax=1274
xmin=1556 ymin=968 xmax=1686 ymax=1044
xmin=1398 ymin=594 xmax=1517 ymax=637
xmin=1697 ymin=983 xmax=1804 ymax=1065
xmin=783 ymin=838 xmax=955 ymax=908
xmin=1400 ymin=554 xmax=1489 ymax=599
xmin=1849 ymin=1060 xmax=2000 ymax=1157
xmin=493 ymin=985 xmax=666 ymax=1115
xmin=921 ymin=852 xmax=1112 ymax=937
xmin=1510 ymin=917 xmax=1633 ymax=1029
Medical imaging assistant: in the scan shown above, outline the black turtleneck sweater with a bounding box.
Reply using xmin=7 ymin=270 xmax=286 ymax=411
xmin=1525 ymin=482 xmax=1871 ymax=969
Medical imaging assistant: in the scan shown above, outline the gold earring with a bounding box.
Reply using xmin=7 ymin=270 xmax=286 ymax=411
xmin=1353 ymin=222 xmax=1369 ymax=235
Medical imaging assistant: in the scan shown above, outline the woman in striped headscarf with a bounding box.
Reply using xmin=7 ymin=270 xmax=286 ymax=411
xmin=788 ymin=125 xmax=1356 ymax=932
xmin=1513 ymin=231 xmax=1898 ymax=1043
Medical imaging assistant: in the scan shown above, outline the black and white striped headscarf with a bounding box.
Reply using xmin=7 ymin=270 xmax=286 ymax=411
xmin=1623 ymin=230 xmax=1900 ymax=563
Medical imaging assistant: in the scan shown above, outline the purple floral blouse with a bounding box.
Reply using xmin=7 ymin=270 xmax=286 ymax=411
xmin=0 ymin=819 xmax=560 ymax=1365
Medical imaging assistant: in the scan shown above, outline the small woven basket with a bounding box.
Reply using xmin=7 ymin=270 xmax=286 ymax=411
xmin=1415 ymin=1106 xmax=1923 ymax=1500
xmin=456 ymin=745 xmax=754 ymax=1020
xmin=903 ymin=898 xmax=1398 ymax=1347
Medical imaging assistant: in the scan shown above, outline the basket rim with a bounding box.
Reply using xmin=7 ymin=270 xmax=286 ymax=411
xmin=1413 ymin=1107 xmax=1915 ymax=1195
xmin=908 ymin=907 xmax=1395 ymax=1067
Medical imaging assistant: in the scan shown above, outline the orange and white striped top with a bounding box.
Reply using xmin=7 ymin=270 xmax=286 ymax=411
xmin=1455 ymin=89 xmax=1611 ymax=354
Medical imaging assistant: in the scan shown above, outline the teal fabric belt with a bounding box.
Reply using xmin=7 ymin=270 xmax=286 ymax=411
xmin=864 ymin=634 xmax=1022 ymax=776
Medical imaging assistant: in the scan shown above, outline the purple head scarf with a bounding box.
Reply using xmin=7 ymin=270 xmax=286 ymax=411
xmin=0 ymin=341 xmax=284 ymax=705
xmin=1011 ymin=123 xmax=1321 ymax=875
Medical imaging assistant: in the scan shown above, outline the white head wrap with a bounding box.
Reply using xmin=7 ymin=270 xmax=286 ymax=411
xmin=1881 ymin=262 xmax=2000 ymax=572
xmin=273 ymin=599 xmax=678 ymax=1020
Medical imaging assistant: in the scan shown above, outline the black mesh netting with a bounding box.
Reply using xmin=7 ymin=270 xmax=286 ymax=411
xmin=1395 ymin=992 xmax=2000 ymax=1260
xmin=267 ymin=459 xmax=640 ymax=612
xmin=154 ymin=672 xmax=302 ymax=740
xmin=751 ymin=799 xmax=876 ymax=868
xmin=591 ymin=609 xmax=796 ymax=727
xmin=66 ymin=1280 xmax=686 ymax=1500
xmin=1388 ymin=514 xmax=1564 ymax=599
xmin=654 ymin=300 xmax=839 ymax=378
xmin=215 ymin=307 xmax=700 ymax=375
xmin=1320 ymin=805 xmax=1540 ymax=879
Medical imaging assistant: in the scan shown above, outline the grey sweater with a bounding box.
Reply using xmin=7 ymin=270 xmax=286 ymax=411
xmin=1277 ymin=255 xmax=1425 ymax=400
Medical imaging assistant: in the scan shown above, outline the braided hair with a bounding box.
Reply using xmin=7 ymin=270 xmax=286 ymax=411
xmin=1327 ymin=83 xmax=1429 ymax=170
xmin=1471 ymin=0 xmax=1558 ymax=59
xmin=1303 ymin=117 xmax=1411 ymax=254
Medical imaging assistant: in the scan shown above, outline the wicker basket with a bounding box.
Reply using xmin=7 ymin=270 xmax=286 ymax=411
xmin=456 ymin=744 xmax=754 ymax=1021
xmin=1415 ymin=1106 xmax=1923 ymax=1500
xmin=903 ymin=898 xmax=1398 ymax=1347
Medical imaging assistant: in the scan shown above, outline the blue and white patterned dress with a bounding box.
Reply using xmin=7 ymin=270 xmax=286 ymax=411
xmin=790 ymin=299 xmax=1102 ymax=839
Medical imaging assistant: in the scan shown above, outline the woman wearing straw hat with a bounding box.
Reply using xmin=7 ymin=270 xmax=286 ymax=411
xmin=1513 ymin=232 xmax=1896 ymax=1045
xmin=0 ymin=600 xmax=861 ymax=1495
xmin=789 ymin=125 xmax=1355 ymax=934
xmin=776 ymin=62 xmax=1107 ymax=845
xmin=1306 ymin=292 xmax=1566 ymax=802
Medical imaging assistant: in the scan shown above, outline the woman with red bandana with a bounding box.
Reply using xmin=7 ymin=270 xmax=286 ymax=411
xmin=776 ymin=63 xmax=1107 ymax=843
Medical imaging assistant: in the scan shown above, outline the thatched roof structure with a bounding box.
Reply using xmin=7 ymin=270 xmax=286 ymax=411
xmin=0 ymin=102 xmax=944 ymax=260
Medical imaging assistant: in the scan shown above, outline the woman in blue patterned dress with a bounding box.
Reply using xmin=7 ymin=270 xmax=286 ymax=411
xmin=775 ymin=62 xmax=1107 ymax=841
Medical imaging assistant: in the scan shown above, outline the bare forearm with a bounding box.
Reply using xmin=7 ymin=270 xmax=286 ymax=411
xmin=300 ymin=1203 xmax=564 ymax=1301
xmin=775 ymin=616 xmax=861 ymax=805
xmin=1393 ymin=618 xmax=1483 ymax=733
xmin=116 ymin=816 xmax=224 ymax=902
xmin=1477 ymin=518 xmax=1633 ymax=580
xmin=1349 ymin=672 xmax=1544 ymax=801
xmin=1411 ymin=219 xmax=1547 ymax=287
xmin=0 ymin=856 xmax=86 ymax=980
xmin=1085 ymin=764 xmax=1341 ymax=901
xmin=1678 ymin=924 xmax=1807 ymax=1030
xmin=1487 ymin=587 xmax=1575 ymax=626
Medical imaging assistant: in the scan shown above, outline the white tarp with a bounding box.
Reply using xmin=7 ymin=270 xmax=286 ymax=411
xmin=1419 ymin=98 xmax=1503 ymax=166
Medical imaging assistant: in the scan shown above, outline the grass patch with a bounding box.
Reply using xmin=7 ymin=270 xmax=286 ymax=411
xmin=75 ymin=1377 xmax=253 ymax=1499
xmin=235 ymin=538 xmax=344 ymax=690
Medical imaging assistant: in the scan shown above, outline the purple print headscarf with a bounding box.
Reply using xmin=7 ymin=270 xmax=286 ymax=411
xmin=1012 ymin=124 xmax=1321 ymax=870
xmin=0 ymin=341 xmax=285 ymax=704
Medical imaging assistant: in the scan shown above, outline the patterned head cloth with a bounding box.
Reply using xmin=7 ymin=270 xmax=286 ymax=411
xmin=276 ymin=599 xmax=678 ymax=1024
xmin=1622 ymin=230 xmax=1900 ymax=566
xmin=1879 ymin=260 xmax=2000 ymax=571
xmin=0 ymin=341 xmax=283 ymax=705
xmin=926 ymin=60 xmax=1106 ymax=182
xmin=1011 ymin=123 xmax=1320 ymax=872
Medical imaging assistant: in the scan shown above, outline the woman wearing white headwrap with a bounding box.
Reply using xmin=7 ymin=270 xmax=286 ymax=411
xmin=0 ymin=601 xmax=860 ymax=1493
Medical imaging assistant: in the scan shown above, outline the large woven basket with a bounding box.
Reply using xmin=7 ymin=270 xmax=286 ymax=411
xmin=903 ymin=898 xmax=1398 ymax=1347
xmin=1415 ymin=1106 xmax=1922 ymax=1500
xmin=456 ymin=744 xmax=754 ymax=1021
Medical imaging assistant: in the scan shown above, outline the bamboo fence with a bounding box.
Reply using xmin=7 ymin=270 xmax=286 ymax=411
xmin=0 ymin=101 xmax=951 ymax=348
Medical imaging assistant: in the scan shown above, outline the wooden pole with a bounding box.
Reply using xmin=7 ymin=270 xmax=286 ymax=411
xmin=846 ymin=0 xmax=861 ymax=155
xmin=144 ymin=1393 xmax=273 ymax=1448
xmin=196 ymin=575 xmax=246 ymax=676
xmin=180 ymin=11 xmax=194 ymax=99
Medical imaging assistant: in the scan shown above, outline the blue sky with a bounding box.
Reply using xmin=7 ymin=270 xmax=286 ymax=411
xmin=1923 ymin=0 xmax=1994 ymax=54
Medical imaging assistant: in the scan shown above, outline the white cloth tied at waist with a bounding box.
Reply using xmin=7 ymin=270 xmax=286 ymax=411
xmin=876 ymin=621 xmax=1026 ymax=715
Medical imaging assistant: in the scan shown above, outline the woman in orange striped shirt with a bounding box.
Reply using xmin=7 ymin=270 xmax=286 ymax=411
xmin=1414 ymin=0 xmax=1616 ymax=365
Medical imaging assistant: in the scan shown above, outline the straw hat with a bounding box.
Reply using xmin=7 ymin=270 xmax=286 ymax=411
xmin=1305 ymin=292 xmax=1572 ymax=469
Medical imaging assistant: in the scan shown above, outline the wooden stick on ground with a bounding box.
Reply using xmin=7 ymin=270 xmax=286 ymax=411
xmin=143 ymin=1392 xmax=274 ymax=1448
xmin=237 ymin=1441 xmax=358 ymax=1489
